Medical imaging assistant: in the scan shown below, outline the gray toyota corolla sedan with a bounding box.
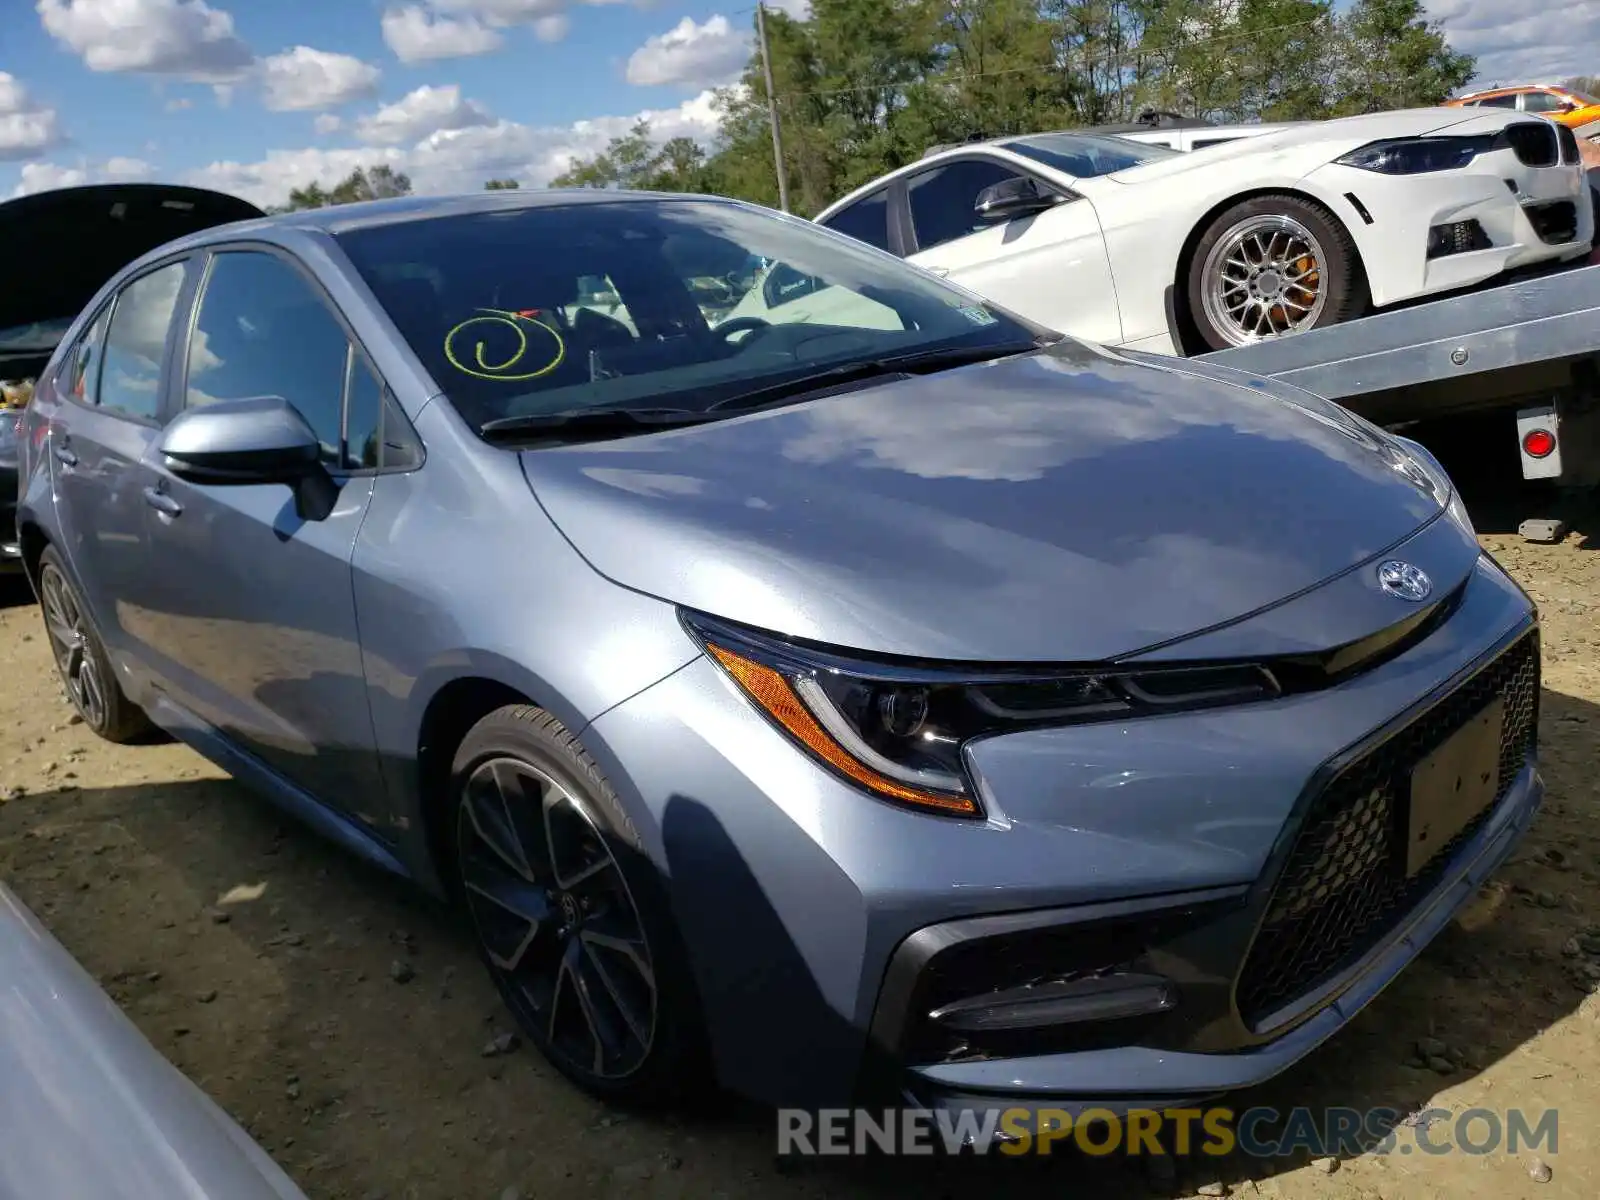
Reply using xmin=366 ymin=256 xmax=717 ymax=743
xmin=14 ymin=189 xmax=1541 ymax=1117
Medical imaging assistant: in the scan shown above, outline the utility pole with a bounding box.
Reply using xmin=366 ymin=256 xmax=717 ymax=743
xmin=755 ymin=1 xmax=790 ymax=212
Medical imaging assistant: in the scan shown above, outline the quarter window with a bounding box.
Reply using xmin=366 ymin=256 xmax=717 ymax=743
xmin=821 ymin=191 xmax=892 ymax=252
xmin=100 ymin=262 xmax=186 ymax=421
xmin=187 ymin=251 xmax=352 ymax=466
xmin=62 ymin=310 xmax=108 ymax=406
xmin=907 ymin=160 xmax=1025 ymax=252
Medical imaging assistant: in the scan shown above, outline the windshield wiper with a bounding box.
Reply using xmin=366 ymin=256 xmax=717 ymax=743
xmin=479 ymin=407 xmax=715 ymax=443
xmin=707 ymin=340 xmax=1047 ymax=413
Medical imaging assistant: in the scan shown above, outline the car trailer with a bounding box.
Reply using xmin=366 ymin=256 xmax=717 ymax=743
xmin=1191 ymin=255 xmax=1600 ymax=542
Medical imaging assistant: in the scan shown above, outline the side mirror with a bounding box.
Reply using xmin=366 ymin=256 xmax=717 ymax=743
xmin=974 ymin=177 xmax=1058 ymax=224
xmin=158 ymin=395 xmax=338 ymax=520
xmin=159 ymin=395 xmax=322 ymax=483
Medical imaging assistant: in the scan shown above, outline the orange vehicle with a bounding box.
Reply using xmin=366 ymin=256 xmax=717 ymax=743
xmin=1446 ymin=83 xmax=1600 ymax=130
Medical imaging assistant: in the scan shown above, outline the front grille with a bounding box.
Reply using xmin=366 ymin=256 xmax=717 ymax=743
xmin=1556 ymin=123 xmax=1580 ymax=165
xmin=1527 ymin=200 xmax=1579 ymax=245
xmin=1505 ymin=122 xmax=1559 ymax=167
xmin=1235 ymin=632 xmax=1539 ymax=1028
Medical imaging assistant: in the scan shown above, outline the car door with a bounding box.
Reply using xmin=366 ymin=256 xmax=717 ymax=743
xmin=900 ymin=156 xmax=1123 ymax=345
xmin=135 ymin=246 xmax=390 ymax=817
xmin=48 ymin=259 xmax=192 ymax=678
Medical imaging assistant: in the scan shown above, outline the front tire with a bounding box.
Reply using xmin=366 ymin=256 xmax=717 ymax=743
xmin=448 ymin=705 xmax=707 ymax=1105
xmin=35 ymin=546 xmax=152 ymax=743
xmin=1187 ymin=194 xmax=1367 ymax=351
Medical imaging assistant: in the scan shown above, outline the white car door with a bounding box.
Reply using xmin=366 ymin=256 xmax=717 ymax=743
xmin=900 ymin=156 xmax=1124 ymax=345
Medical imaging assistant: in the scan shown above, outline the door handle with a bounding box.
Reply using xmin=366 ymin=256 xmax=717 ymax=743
xmin=52 ymin=443 xmax=77 ymax=467
xmin=142 ymin=487 xmax=183 ymax=517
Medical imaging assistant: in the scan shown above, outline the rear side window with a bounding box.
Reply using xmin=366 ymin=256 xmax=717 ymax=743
xmin=99 ymin=262 xmax=186 ymax=421
xmin=1476 ymin=94 xmax=1517 ymax=108
xmin=821 ymin=191 xmax=892 ymax=252
xmin=186 ymin=251 xmax=352 ymax=466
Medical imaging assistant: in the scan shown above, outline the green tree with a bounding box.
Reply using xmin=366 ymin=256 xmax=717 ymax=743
xmin=281 ymin=163 xmax=413 ymax=210
xmin=484 ymin=177 xmax=521 ymax=189
xmin=1330 ymin=0 xmax=1474 ymax=115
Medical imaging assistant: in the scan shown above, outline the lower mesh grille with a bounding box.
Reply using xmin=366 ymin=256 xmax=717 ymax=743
xmin=1235 ymin=632 xmax=1539 ymax=1028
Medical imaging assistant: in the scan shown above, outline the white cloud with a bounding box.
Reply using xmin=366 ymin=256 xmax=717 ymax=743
xmin=354 ymin=84 xmax=494 ymax=145
xmin=258 ymin=46 xmax=381 ymax=112
xmin=37 ymin=0 xmax=253 ymax=82
xmin=164 ymin=96 xmax=194 ymax=111
xmin=0 ymin=72 xmax=64 ymax=160
xmin=10 ymin=155 xmax=154 ymax=198
xmin=533 ymin=13 xmax=569 ymax=41
xmin=1427 ymin=0 xmax=1600 ymax=86
xmin=314 ymin=113 xmax=343 ymax=134
xmin=380 ymin=5 xmax=504 ymax=63
xmin=766 ymin=0 xmax=810 ymax=15
xmin=183 ymin=88 xmax=729 ymax=208
xmin=626 ymin=15 xmax=750 ymax=88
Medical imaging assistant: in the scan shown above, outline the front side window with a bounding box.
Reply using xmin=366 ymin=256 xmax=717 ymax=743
xmin=907 ymin=159 xmax=1026 ymax=251
xmin=820 ymin=191 xmax=892 ymax=253
xmin=100 ymin=262 xmax=186 ymax=421
xmin=334 ymin=199 xmax=1041 ymax=433
xmin=186 ymin=251 xmax=351 ymax=466
xmin=1002 ymin=132 xmax=1180 ymax=177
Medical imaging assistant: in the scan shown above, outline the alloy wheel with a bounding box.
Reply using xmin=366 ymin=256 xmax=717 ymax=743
xmin=38 ymin=564 xmax=108 ymax=730
xmin=456 ymin=756 xmax=658 ymax=1081
xmin=1201 ymin=213 xmax=1329 ymax=345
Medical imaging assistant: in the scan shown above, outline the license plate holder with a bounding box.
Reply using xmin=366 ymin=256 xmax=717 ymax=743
xmin=1406 ymin=697 xmax=1504 ymax=878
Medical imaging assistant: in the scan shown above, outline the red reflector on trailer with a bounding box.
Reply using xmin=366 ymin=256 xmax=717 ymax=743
xmin=1522 ymin=428 xmax=1556 ymax=458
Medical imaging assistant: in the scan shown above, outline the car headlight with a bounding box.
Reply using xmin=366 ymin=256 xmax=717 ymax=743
xmin=1336 ymin=135 xmax=1495 ymax=175
xmin=684 ymin=612 xmax=1280 ymax=818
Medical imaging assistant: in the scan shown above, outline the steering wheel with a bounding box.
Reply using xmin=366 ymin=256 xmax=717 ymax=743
xmin=716 ymin=316 xmax=772 ymax=345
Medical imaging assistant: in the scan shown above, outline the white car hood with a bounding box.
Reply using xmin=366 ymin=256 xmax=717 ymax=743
xmin=1095 ymin=107 xmax=1507 ymax=187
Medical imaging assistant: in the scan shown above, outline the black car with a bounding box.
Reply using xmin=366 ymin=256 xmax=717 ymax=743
xmin=0 ymin=183 xmax=264 ymax=574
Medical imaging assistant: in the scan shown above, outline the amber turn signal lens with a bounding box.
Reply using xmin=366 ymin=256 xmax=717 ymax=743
xmin=706 ymin=643 xmax=978 ymax=815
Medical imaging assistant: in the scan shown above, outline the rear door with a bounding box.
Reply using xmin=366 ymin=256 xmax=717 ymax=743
xmin=135 ymin=245 xmax=398 ymax=817
xmin=48 ymin=258 xmax=192 ymax=679
xmin=901 ymin=155 xmax=1123 ymax=344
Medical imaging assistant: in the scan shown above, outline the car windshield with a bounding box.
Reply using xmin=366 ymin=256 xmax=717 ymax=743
xmin=0 ymin=316 xmax=74 ymax=353
xmin=1000 ymin=132 xmax=1180 ymax=177
xmin=332 ymin=198 xmax=1044 ymax=432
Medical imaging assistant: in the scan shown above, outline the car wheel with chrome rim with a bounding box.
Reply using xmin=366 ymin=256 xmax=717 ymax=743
xmin=1187 ymin=194 xmax=1368 ymax=351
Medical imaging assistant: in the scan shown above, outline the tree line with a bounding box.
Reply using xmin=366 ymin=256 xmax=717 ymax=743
xmin=266 ymin=0 xmax=1589 ymax=219
xmin=549 ymin=0 xmax=1479 ymax=214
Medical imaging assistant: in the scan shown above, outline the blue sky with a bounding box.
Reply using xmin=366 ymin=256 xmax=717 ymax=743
xmin=0 ymin=0 xmax=1590 ymax=207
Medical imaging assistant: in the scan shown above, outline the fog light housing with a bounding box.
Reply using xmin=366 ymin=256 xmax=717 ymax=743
xmin=1427 ymin=219 xmax=1490 ymax=259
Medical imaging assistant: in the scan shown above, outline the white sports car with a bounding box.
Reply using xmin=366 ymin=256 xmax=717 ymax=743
xmin=733 ymin=107 xmax=1594 ymax=354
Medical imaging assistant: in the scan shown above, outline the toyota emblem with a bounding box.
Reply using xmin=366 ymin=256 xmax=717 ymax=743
xmin=1376 ymin=560 xmax=1432 ymax=602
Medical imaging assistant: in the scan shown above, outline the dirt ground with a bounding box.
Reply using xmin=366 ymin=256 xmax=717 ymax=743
xmin=2 ymin=471 xmax=1599 ymax=1200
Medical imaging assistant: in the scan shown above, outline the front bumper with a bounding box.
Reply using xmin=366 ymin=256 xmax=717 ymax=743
xmin=585 ymin=548 xmax=1539 ymax=1111
xmin=1306 ymin=143 xmax=1593 ymax=308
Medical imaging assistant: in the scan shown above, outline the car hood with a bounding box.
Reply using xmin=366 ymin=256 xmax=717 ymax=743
xmin=0 ymin=183 xmax=263 ymax=340
xmin=1098 ymin=106 xmax=1500 ymax=187
xmin=520 ymin=341 xmax=1446 ymax=662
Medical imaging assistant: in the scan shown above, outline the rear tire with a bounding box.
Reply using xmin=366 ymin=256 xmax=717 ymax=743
xmin=1187 ymin=194 xmax=1367 ymax=351
xmin=447 ymin=704 xmax=708 ymax=1107
xmin=35 ymin=546 xmax=152 ymax=744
